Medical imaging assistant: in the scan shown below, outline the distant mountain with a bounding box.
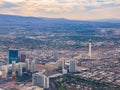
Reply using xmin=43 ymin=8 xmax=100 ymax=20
xmin=1 ymin=14 xmax=120 ymax=23
xmin=95 ymin=18 xmax=120 ymax=23
xmin=0 ymin=14 xmax=120 ymax=33
xmin=0 ymin=14 xmax=70 ymax=24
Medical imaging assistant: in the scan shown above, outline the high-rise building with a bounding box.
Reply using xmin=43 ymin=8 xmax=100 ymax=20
xmin=19 ymin=54 xmax=26 ymax=62
xmin=31 ymin=60 xmax=35 ymax=73
xmin=18 ymin=63 xmax=22 ymax=76
xmin=32 ymin=73 xmax=42 ymax=87
xmin=12 ymin=61 xmax=16 ymax=72
xmin=69 ymin=59 xmax=76 ymax=73
xmin=62 ymin=59 xmax=67 ymax=74
xmin=25 ymin=59 xmax=30 ymax=71
xmin=44 ymin=75 xmax=49 ymax=88
xmin=32 ymin=72 xmax=49 ymax=88
xmin=88 ymin=39 xmax=92 ymax=59
xmin=62 ymin=59 xmax=65 ymax=69
xmin=9 ymin=50 xmax=18 ymax=64
xmin=53 ymin=50 xmax=59 ymax=61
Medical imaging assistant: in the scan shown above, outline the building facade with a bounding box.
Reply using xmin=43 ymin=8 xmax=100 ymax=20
xmin=9 ymin=50 xmax=18 ymax=64
xmin=69 ymin=59 xmax=76 ymax=73
xmin=32 ymin=72 xmax=49 ymax=88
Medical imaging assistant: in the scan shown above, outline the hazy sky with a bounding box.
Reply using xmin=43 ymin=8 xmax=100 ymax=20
xmin=0 ymin=0 xmax=120 ymax=20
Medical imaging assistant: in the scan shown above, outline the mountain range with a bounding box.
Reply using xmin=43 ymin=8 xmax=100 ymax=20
xmin=0 ymin=14 xmax=120 ymax=23
xmin=0 ymin=14 xmax=120 ymax=33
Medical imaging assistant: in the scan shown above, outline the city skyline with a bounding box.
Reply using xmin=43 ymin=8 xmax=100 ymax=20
xmin=0 ymin=0 xmax=120 ymax=90
xmin=0 ymin=0 xmax=120 ymax=20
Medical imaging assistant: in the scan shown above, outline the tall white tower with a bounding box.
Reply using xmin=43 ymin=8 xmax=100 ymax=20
xmin=18 ymin=63 xmax=22 ymax=76
xmin=12 ymin=61 xmax=16 ymax=72
xmin=44 ymin=75 xmax=49 ymax=88
xmin=88 ymin=39 xmax=92 ymax=59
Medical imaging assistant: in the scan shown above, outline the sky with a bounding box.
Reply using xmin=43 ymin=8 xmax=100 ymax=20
xmin=0 ymin=0 xmax=120 ymax=20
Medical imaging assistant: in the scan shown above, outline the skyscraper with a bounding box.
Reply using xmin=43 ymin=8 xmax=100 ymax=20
xmin=19 ymin=54 xmax=26 ymax=62
xmin=9 ymin=50 xmax=18 ymax=64
xmin=62 ymin=59 xmax=67 ymax=74
xmin=18 ymin=63 xmax=22 ymax=76
xmin=69 ymin=59 xmax=76 ymax=73
xmin=88 ymin=39 xmax=92 ymax=59
xmin=25 ymin=59 xmax=30 ymax=71
xmin=32 ymin=72 xmax=49 ymax=88
xmin=31 ymin=60 xmax=35 ymax=73
xmin=62 ymin=59 xmax=65 ymax=70
xmin=53 ymin=50 xmax=59 ymax=61
xmin=12 ymin=61 xmax=16 ymax=72
xmin=44 ymin=75 xmax=49 ymax=88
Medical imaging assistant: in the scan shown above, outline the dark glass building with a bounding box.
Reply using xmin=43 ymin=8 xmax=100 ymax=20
xmin=9 ymin=50 xmax=18 ymax=64
xmin=19 ymin=54 xmax=26 ymax=62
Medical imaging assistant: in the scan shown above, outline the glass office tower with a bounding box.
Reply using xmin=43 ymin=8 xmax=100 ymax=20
xmin=9 ymin=50 xmax=18 ymax=64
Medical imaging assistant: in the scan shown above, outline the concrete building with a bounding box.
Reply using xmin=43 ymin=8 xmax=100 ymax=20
xmin=53 ymin=50 xmax=59 ymax=61
xmin=18 ymin=63 xmax=23 ymax=76
xmin=61 ymin=59 xmax=67 ymax=74
xmin=69 ymin=59 xmax=76 ymax=73
xmin=22 ymin=86 xmax=43 ymax=90
xmin=62 ymin=59 xmax=65 ymax=69
xmin=0 ymin=70 xmax=7 ymax=79
xmin=12 ymin=61 xmax=16 ymax=72
xmin=19 ymin=54 xmax=26 ymax=62
xmin=62 ymin=69 xmax=68 ymax=74
xmin=88 ymin=39 xmax=92 ymax=59
xmin=44 ymin=75 xmax=49 ymax=88
xmin=32 ymin=72 xmax=49 ymax=88
xmin=31 ymin=60 xmax=35 ymax=73
xmin=25 ymin=59 xmax=30 ymax=71
xmin=0 ymin=63 xmax=25 ymax=73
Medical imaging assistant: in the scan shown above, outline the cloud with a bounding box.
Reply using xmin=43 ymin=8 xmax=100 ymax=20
xmin=4 ymin=0 xmax=25 ymax=3
xmin=0 ymin=2 xmax=19 ymax=9
xmin=0 ymin=0 xmax=120 ymax=20
xmin=115 ymin=0 xmax=120 ymax=4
